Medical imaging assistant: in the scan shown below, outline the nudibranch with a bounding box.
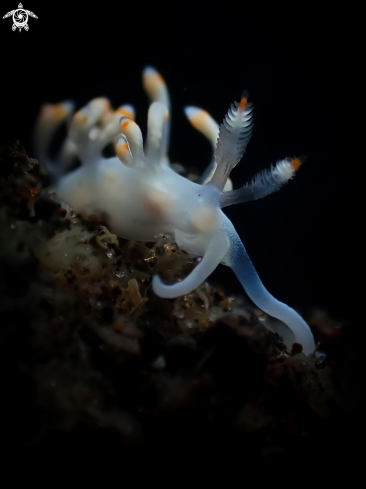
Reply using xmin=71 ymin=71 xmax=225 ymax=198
xmin=34 ymin=67 xmax=316 ymax=355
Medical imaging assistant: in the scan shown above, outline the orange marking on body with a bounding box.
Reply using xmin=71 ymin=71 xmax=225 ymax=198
xmin=116 ymin=143 xmax=130 ymax=159
xmin=239 ymin=97 xmax=248 ymax=110
xmin=149 ymin=73 xmax=164 ymax=84
xmin=144 ymin=189 xmax=170 ymax=217
xmin=92 ymin=97 xmax=110 ymax=108
xmin=121 ymin=120 xmax=130 ymax=129
xmin=74 ymin=111 xmax=88 ymax=125
xmin=143 ymin=73 xmax=164 ymax=93
xmin=42 ymin=104 xmax=66 ymax=122
xmin=100 ymin=110 xmax=113 ymax=126
xmin=291 ymin=158 xmax=302 ymax=170
xmin=191 ymin=111 xmax=208 ymax=130
xmin=146 ymin=200 xmax=163 ymax=216
xmin=117 ymin=108 xmax=134 ymax=119
xmin=53 ymin=104 xmax=67 ymax=120
xmin=116 ymin=143 xmax=129 ymax=152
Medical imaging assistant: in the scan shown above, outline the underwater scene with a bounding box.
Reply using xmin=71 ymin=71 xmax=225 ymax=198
xmin=0 ymin=3 xmax=359 ymax=484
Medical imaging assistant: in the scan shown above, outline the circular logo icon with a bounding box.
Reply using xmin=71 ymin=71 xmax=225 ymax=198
xmin=13 ymin=8 xmax=28 ymax=29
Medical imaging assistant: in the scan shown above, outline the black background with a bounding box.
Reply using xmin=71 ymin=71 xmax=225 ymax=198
xmin=0 ymin=2 xmax=357 ymax=324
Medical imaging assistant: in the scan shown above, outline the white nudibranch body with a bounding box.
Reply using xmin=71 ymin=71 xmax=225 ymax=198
xmin=34 ymin=67 xmax=316 ymax=355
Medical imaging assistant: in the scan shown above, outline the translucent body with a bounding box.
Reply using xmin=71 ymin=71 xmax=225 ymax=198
xmin=34 ymin=67 xmax=316 ymax=355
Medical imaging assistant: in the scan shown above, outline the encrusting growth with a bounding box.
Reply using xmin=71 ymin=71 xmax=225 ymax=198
xmin=34 ymin=67 xmax=315 ymax=355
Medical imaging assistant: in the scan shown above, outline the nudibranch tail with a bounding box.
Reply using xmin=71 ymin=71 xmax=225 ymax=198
xmin=229 ymin=229 xmax=316 ymax=355
xmin=209 ymin=92 xmax=253 ymax=190
xmin=220 ymin=156 xmax=305 ymax=207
